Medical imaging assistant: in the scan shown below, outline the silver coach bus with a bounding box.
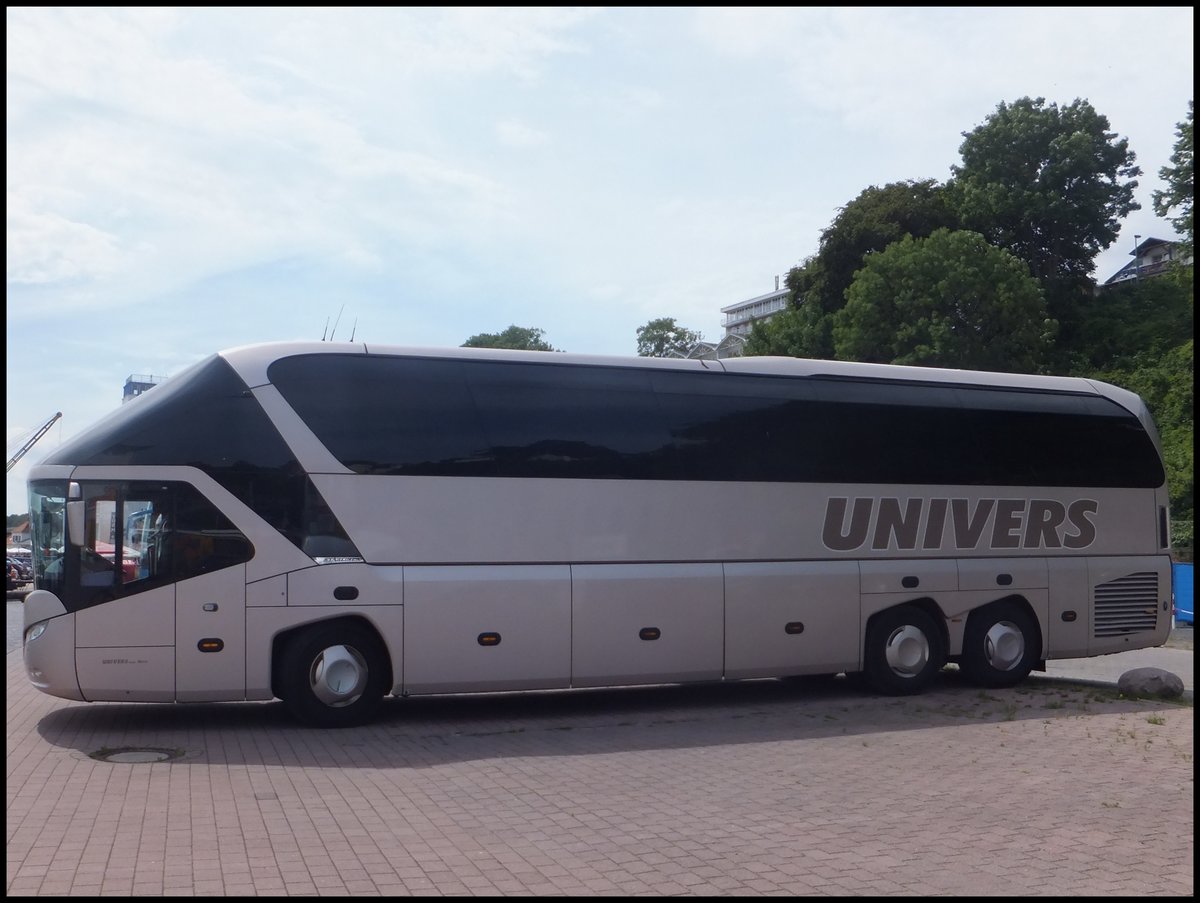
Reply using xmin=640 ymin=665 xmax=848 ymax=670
xmin=23 ymin=342 xmax=1174 ymax=726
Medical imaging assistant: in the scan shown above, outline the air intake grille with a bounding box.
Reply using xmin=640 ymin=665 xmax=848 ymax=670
xmin=1093 ymin=572 xmax=1159 ymax=637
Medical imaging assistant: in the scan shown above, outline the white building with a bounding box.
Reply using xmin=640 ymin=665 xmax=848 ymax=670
xmin=721 ymin=276 xmax=790 ymax=339
xmin=1101 ymin=237 xmax=1190 ymax=287
xmin=668 ymin=275 xmax=793 ymax=360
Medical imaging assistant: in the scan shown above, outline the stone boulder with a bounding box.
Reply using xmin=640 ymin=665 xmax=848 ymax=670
xmin=1117 ymin=667 xmax=1185 ymax=699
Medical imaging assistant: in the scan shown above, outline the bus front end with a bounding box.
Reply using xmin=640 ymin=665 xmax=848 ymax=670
xmin=23 ymin=478 xmax=85 ymax=701
xmin=23 ymin=590 xmax=84 ymax=701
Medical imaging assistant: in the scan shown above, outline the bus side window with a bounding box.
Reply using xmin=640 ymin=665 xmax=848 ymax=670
xmin=148 ymin=515 xmax=170 ymax=579
xmin=80 ymin=547 xmax=115 ymax=586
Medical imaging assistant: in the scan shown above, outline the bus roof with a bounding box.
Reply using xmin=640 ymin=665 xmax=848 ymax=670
xmin=217 ymin=340 xmax=1105 ymax=397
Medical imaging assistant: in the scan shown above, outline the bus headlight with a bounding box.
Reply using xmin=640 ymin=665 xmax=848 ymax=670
xmin=25 ymin=621 xmax=48 ymax=644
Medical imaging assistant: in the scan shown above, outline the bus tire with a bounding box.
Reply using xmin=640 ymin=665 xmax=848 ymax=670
xmin=960 ymin=601 xmax=1040 ymax=689
xmin=863 ymin=606 xmax=945 ymax=696
xmin=279 ymin=621 xmax=389 ymax=728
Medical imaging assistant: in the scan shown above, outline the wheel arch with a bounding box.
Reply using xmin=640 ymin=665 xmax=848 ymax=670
xmin=961 ymin=594 xmax=1045 ymax=663
xmin=271 ymin=614 xmax=394 ymax=700
xmin=863 ymin=596 xmax=949 ymax=663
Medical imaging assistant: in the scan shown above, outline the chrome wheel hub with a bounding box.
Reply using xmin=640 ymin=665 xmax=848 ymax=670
xmin=983 ymin=621 xmax=1025 ymax=672
xmin=309 ymin=644 xmax=368 ymax=707
xmin=884 ymin=625 xmax=930 ymax=677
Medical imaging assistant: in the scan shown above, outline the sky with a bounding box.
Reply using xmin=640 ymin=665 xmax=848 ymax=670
xmin=6 ymin=6 xmax=1195 ymax=516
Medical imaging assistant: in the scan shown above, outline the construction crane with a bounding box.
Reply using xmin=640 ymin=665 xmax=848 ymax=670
xmin=6 ymin=412 xmax=62 ymax=473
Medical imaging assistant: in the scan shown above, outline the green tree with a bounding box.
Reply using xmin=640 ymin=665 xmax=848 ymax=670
xmin=746 ymin=181 xmax=958 ymax=359
xmin=951 ymin=96 xmax=1141 ymax=282
xmin=1153 ymin=100 xmax=1194 ymax=260
xmin=812 ymin=180 xmax=959 ymax=318
xmin=462 ymin=326 xmax=559 ymax=351
xmin=949 ymin=97 xmax=1141 ymax=357
xmin=635 ymin=317 xmax=703 ymax=357
xmin=742 ymin=259 xmax=822 ymax=357
xmin=832 ymin=229 xmax=1056 ymax=372
xmin=1070 ymin=275 xmax=1193 ymax=372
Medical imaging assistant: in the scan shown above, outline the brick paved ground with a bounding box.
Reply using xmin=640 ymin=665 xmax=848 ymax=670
xmin=6 ymin=648 xmax=1194 ymax=896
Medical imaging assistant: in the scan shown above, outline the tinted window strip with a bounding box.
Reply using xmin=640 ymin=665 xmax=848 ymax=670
xmin=268 ymin=354 xmax=1164 ymax=488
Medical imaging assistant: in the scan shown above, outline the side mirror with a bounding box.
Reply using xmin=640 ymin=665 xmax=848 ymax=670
xmin=67 ymin=482 xmax=85 ymax=547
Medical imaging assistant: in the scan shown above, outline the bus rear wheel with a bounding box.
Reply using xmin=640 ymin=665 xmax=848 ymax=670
xmin=280 ymin=621 xmax=389 ymax=728
xmin=863 ymin=606 xmax=945 ymax=695
xmin=960 ymin=601 xmax=1039 ymax=689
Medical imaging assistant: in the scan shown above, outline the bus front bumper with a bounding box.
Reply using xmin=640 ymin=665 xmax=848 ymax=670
xmin=23 ymin=606 xmax=84 ymax=702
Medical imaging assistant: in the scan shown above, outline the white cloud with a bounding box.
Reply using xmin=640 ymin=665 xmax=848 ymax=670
xmin=6 ymin=198 xmax=123 ymax=285
xmin=496 ymin=119 xmax=550 ymax=149
xmin=5 ymin=7 xmax=580 ymax=321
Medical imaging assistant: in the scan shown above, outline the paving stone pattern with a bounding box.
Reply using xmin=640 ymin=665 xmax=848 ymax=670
xmin=6 ymin=651 xmax=1194 ymax=896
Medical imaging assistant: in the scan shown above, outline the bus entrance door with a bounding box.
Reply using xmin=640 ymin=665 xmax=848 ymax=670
xmin=175 ymin=565 xmax=247 ymax=702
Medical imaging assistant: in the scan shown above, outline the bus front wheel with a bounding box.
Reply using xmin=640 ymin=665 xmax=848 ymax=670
xmin=863 ymin=606 xmax=945 ymax=695
xmin=280 ymin=621 xmax=389 ymax=728
xmin=959 ymin=601 xmax=1040 ymax=689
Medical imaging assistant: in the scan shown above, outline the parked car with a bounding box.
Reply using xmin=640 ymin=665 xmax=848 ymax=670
xmin=7 ymin=552 xmax=33 ymax=587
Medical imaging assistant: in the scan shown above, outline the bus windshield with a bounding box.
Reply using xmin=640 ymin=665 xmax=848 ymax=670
xmin=29 ymin=478 xmax=256 ymax=613
xmin=29 ymin=480 xmax=67 ymax=597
